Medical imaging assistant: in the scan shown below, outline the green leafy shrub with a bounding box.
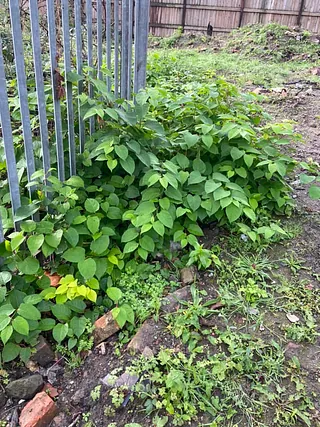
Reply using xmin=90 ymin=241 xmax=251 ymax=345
xmin=0 ymin=74 xmax=299 ymax=363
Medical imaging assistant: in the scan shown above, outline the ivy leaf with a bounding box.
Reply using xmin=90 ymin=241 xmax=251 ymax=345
xmin=53 ymin=323 xmax=69 ymax=343
xmin=27 ymin=234 xmax=44 ymax=255
xmin=243 ymin=207 xmax=256 ymax=222
xmin=14 ymin=202 xmax=40 ymax=222
xmin=12 ymin=316 xmax=29 ymax=336
xmin=63 ymin=247 xmax=86 ymax=263
xmin=78 ymin=258 xmax=96 ymax=280
xmin=0 ymin=272 xmax=12 ymax=286
xmin=188 ymin=171 xmax=206 ymax=185
xmin=205 ymin=181 xmax=221 ymax=194
xmin=2 ymin=342 xmax=20 ymax=363
xmin=70 ymin=316 xmax=87 ymax=338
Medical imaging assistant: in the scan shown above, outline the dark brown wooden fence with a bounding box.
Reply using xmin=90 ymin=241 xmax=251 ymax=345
xmin=149 ymin=0 xmax=320 ymax=36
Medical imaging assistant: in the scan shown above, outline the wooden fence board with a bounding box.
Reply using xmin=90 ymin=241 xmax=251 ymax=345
xmin=150 ymin=0 xmax=320 ymax=36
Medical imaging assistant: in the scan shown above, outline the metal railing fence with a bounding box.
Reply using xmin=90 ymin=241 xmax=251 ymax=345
xmin=0 ymin=0 xmax=150 ymax=241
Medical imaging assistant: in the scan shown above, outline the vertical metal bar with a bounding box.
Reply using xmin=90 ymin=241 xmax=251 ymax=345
xmin=86 ymin=0 xmax=95 ymax=134
xmin=0 ymin=39 xmax=21 ymax=219
xmin=75 ymin=0 xmax=85 ymax=153
xmin=239 ymin=0 xmax=245 ymax=27
xmin=181 ymin=0 xmax=187 ymax=33
xmin=127 ymin=0 xmax=133 ymax=99
xmin=134 ymin=0 xmax=150 ymax=93
xmin=106 ymin=0 xmax=112 ymax=91
xmin=61 ymin=0 xmax=76 ymax=176
xmin=47 ymin=0 xmax=65 ymax=182
xmin=297 ymin=0 xmax=306 ymax=26
xmin=97 ymin=0 xmax=103 ymax=80
xmin=0 ymin=214 xmax=3 ymax=243
xmin=29 ymin=0 xmax=51 ymax=183
xmin=114 ymin=0 xmax=120 ymax=98
xmin=9 ymin=0 xmax=35 ymax=192
xmin=121 ymin=0 xmax=129 ymax=99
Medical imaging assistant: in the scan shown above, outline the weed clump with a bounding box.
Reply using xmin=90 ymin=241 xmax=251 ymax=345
xmin=226 ymin=23 xmax=320 ymax=62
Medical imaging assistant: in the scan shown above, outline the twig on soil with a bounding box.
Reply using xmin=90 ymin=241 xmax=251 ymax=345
xmin=67 ymin=414 xmax=81 ymax=427
xmin=9 ymin=408 xmax=19 ymax=427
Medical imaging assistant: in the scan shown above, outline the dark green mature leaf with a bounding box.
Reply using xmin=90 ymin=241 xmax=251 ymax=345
xmin=123 ymin=241 xmax=139 ymax=253
xmin=139 ymin=235 xmax=155 ymax=252
xmin=18 ymin=303 xmax=41 ymax=321
xmin=14 ymin=203 xmax=40 ymax=222
xmin=2 ymin=342 xmax=20 ymax=363
xmin=70 ymin=316 xmax=87 ymax=338
xmin=115 ymin=145 xmax=128 ymax=160
xmin=226 ymin=204 xmax=242 ymax=223
xmin=1 ymin=325 xmax=13 ymax=345
xmin=17 ymin=257 xmax=40 ymax=275
xmin=90 ymin=235 xmax=110 ymax=254
xmin=63 ymin=247 xmax=86 ymax=263
xmin=157 ymin=210 xmax=173 ymax=228
xmin=64 ymin=228 xmax=79 ymax=247
xmin=51 ymin=305 xmax=72 ymax=321
xmin=53 ymin=323 xmax=68 ymax=343
xmin=12 ymin=316 xmax=29 ymax=336
xmin=27 ymin=234 xmax=44 ymax=255
xmin=120 ymin=156 xmax=135 ymax=175
xmin=45 ymin=230 xmax=63 ymax=248
xmin=78 ymin=258 xmax=96 ymax=280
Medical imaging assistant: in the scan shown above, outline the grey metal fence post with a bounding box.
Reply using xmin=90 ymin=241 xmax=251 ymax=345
xmin=97 ymin=0 xmax=103 ymax=81
xmin=0 ymin=39 xmax=21 ymax=222
xmin=106 ymin=0 xmax=112 ymax=91
xmin=127 ymin=0 xmax=134 ymax=99
xmin=47 ymin=0 xmax=65 ymax=182
xmin=75 ymin=0 xmax=85 ymax=153
xmin=114 ymin=0 xmax=120 ymax=98
xmin=121 ymin=0 xmax=129 ymax=99
xmin=29 ymin=0 xmax=51 ymax=183
xmin=134 ymin=0 xmax=150 ymax=93
xmin=62 ymin=0 xmax=76 ymax=176
xmin=87 ymin=0 xmax=95 ymax=134
xmin=9 ymin=0 xmax=36 ymax=192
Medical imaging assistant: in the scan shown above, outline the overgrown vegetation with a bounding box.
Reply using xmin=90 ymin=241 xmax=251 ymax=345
xmin=1 ymin=20 xmax=320 ymax=427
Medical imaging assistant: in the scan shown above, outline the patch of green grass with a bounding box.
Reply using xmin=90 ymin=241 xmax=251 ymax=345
xmin=147 ymin=49 xmax=318 ymax=89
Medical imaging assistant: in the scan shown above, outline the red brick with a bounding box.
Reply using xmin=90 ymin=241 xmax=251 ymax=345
xmin=19 ymin=392 xmax=57 ymax=427
xmin=93 ymin=312 xmax=120 ymax=345
xmin=42 ymin=383 xmax=59 ymax=399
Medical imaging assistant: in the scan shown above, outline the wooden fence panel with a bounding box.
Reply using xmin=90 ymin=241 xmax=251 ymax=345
xmin=150 ymin=0 xmax=320 ymax=36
